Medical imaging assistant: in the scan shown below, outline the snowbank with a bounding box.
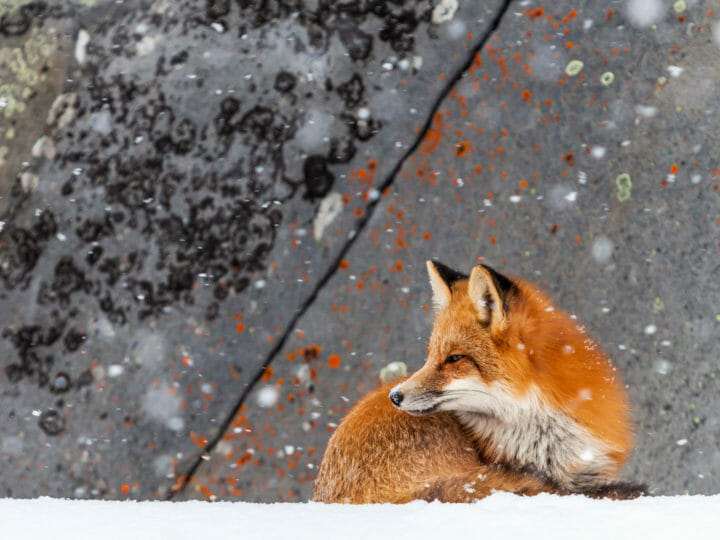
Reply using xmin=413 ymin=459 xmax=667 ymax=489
xmin=2 ymin=493 xmax=719 ymax=539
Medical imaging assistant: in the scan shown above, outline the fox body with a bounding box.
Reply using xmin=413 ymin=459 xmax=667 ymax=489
xmin=313 ymin=380 xmax=555 ymax=503
xmin=313 ymin=262 xmax=635 ymax=503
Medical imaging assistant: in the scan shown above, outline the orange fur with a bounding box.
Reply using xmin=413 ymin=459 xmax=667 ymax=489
xmin=509 ymin=280 xmax=631 ymax=467
xmin=313 ymin=263 xmax=638 ymax=503
xmin=312 ymin=381 xmax=556 ymax=503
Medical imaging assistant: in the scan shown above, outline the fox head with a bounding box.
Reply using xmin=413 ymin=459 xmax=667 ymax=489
xmin=388 ymin=261 xmax=633 ymax=486
xmin=389 ymin=260 xmax=630 ymax=444
xmin=388 ymin=261 xmax=527 ymax=417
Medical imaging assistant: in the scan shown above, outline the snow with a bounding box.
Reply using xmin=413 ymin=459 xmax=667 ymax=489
xmin=89 ymin=111 xmax=113 ymax=135
xmin=591 ymin=237 xmax=614 ymax=263
xmin=108 ymin=364 xmax=124 ymax=377
xmin=1 ymin=494 xmax=720 ymax=540
xmin=142 ymin=384 xmax=184 ymax=432
xmin=296 ymin=109 xmax=334 ymax=152
xmin=256 ymin=385 xmax=279 ymax=407
xmin=546 ymin=185 xmax=575 ymax=210
xmin=135 ymin=35 xmax=157 ymax=56
xmin=444 ymin=19 xmax=467 ymax=40
xmin=635 ymin=105 xmax=658 ymax=117
xmin=625 ymin=0 xmax=665 ymax=28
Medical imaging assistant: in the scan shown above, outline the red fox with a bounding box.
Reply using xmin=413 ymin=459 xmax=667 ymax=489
xmin=313 ymin=261 xmax=641 ymax=503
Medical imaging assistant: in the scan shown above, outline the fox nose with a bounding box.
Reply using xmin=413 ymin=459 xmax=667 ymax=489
xmin=389 ymin=390 xmax=404 ymax=407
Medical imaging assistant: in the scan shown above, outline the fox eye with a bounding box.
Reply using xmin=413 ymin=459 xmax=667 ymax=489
xmin=445 ymin=354 xmax=464 ymax=365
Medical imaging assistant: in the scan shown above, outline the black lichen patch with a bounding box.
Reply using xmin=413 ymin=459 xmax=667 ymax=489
xmin=349 ymin=115 xmax=383 ymax=141
xmin=0 ymin=210 xmax=57 ymax=290
xmin=336 ymin=73 xmax=365 ymax=109
xmin=233 ymin=0 xmax=437 ymax=59
xmin=0 ymin=1 xmax=46 ymax=37
xmin=327 ymin=137 xmax=357 ymax=164
xmin=379 ymin=9 xmax=423 ymax=54
xmin=274 ymin=71 xmax=297 ymax=93
xmin=2 ymin=320 xmax=65 ymax=388
xmin=63 ymin=329 xmax=86 ymax=352
xmin=0 ymin=0 xmax=442 ymax=400
xmin=337 ymin=19 xmax=373 ymax=61
xmin=39 ymin=409 xmax=66 ymax=436
xmin=206 ymin=0 xmax=230 ymax=20
xmin=303 ymin=155 xmax=335 ymax=200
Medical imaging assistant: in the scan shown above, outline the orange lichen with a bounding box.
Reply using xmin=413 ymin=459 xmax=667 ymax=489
xmin=191 ymin=431 xmax=208 ymax=448
xmin=260 ymin=366 xmax=274 ymax=382
xmin=421 ymin=129 xmax=442 ymax=155
xmin=455 ymin=141 xmax=471 ymax=157
xmin=529 ymin=7 xmax=544 ymax=20
xmin=327 ymin=354 xmax=341 ymax=369
xmin=199 ymin=485 xmax=213 ymax=500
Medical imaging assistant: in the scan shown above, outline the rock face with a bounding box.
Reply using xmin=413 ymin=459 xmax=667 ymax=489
xmin=1 ymin=0 xmax=719 ymax=500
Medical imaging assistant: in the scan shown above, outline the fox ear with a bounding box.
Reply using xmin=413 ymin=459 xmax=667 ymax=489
xmin=468 ymin=264 xmax=514 ymax=332
xmin=427 ymin=261 xmax=471 ymax=312
xmin=427 ymin=261 xmax=452 ymax=312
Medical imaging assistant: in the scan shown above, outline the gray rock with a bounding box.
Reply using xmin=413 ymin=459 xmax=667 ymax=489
xmin=183 ymin=1 xmax=720 ymax=500
xmin=0 ymin=0 xmax=505 ymax=499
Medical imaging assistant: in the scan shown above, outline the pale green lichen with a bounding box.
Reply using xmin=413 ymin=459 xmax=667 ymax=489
xmin=0 ymin=0 xmax=35 ymax=16
xmin=615 ymin=173 xmax=632 ymax=201
xmin=565 ymin=59 xmax=584 ymax=77
xmin=380 ymin=361 xmax=408 ymax=384
xmin=673 ymin=0 xmax=687 ymax=13
xmin=600 ymin=71 xmax=614 ymax=86
xmin=0 ymin=25 xmax=59 ymax=119
xmin=654 ymin=297 xmax=665 ymax=313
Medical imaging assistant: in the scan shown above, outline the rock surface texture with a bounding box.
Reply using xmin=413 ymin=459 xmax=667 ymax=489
xmin=1 ymin=0 xmax=719 ymax=500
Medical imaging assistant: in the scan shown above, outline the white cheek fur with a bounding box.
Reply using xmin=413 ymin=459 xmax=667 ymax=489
xmin=441 ymin=379 xmax=616 ymax=490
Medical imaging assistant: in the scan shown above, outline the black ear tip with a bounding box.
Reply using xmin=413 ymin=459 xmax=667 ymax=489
xmin=430 ymin=260 xmax=469 ymax=287
xmin=479 ymin=263 xmax=518 ymax=302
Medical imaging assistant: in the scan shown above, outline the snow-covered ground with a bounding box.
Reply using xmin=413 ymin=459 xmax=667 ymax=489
xmin=2 ymin=493 xmax=719 ymax=539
